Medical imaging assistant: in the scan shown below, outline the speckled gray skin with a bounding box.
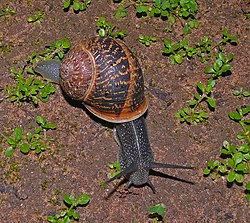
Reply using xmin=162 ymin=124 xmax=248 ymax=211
xmin=109 ymin=116 xmax=193 ymax=193
xmin=35 ymin=60 xmax=193 ymax=193
xmin=35 ymin=60 xmax=61 ymax=83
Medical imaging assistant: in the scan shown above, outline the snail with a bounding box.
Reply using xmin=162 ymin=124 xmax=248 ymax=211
xmin=35 ymin=36 xmax=193 ymax=193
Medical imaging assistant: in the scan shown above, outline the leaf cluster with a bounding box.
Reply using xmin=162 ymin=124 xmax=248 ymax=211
xmin=27 ymin=11 xmax=45 ymax=23
xmin=148 ymin=203 xmax=166 ymax=222
xmin=5 ymin=68 xmax=55 ymax=106
xmin=113 ymin=0 xmax=199 ymax=35
xmin=96 ymin=16 xmax=126 ymax=39
xmin=204 ymin=106 xmax=250 ymax=201
xmin=163 ymin=36 xmax=210 ymax=64
xmin=63 ymin=0 xmax=91 ymax=12
xmin=47 ymin=194 xmax=90 ymax=223
xmin=107 ymin=161 xmax=121 ymax=178
xmin=163 ymin=29 xmax=237 ymax=64
xmin=4 ymin=116 xmax=56 ymax=157
xmin=228 ymin=106 xmax=250 ymax=143
xmin=0 ymin=8 xmax=16 ymax=17
xmin=176 ymin=81 xmax=215 ymax=125
xmin=176 ymin=52 xmax=233 ymax=125
xmin=233 ymin=88 xmax=250 ymax=98
xmin=139 ymin=35 xmax=156 ymax=47
xmin=2 ymin=38 xmax=70 ymax=106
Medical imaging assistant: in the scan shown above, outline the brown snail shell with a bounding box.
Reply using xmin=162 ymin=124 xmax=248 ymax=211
xmin=60 ymin=37 xmax=148 ymax=123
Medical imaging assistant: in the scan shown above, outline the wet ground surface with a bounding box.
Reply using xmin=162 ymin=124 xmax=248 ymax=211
xmin=0 ymin=0 xmax=249 ymax=222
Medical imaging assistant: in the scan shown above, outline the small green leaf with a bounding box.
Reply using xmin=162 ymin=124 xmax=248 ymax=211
xmin=7 ymin=137 xmax=16 ymax=145
xmin=235 ymin=173 xmax=244 ymax=183
xmin=64 ymin=194 xmax=75 ymax=204
xmin=63 ymin=1 xmax=71 ymax=9
xmin=5 ymin=147 xmax=15 ymax=157
xmin=233 ymin=152 xmax=243 ymax=165
xmin=197 ymin=82 xmax=205 ymax=93
xmin=77 ymin=194 xmax=90 ymax=205
xmin=246 ymin=182 xmax=250 ymax=190
xmin=148 ymin=203 xmax=165 ymax=218
xmin=207 ymin=97 xmax=216 ymax=108
xmin=203 ymin=168 xmax=210 ymax=175
xmin=228 ymin=111 xmax=242 ymax=121
xmin=221 ymin=64 xmax=231 ymax=73
xmin=204 ymin=67 xmax=215 ymax=74
xmin=174 ymin=54 xmax=183 ymax=64
xmin=20 ymin=143 xmax=30 ymax=154
xmin=227 ymin=171 xmax=235 ymax=182
xmin=14 ymin=127 xmax=23 ymax=141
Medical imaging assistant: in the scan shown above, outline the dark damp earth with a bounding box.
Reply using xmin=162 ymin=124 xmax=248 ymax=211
xmin=0 ymin=0 xmax=249 ymax=222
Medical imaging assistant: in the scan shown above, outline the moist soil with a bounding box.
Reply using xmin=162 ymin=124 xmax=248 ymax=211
xmin=0 ymin=0 xmax=249 ymax=222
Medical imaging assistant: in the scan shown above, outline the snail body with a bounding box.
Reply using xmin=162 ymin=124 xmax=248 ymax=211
xmin=109 ymin=115 xmax=193 ymax=192
xmin=36 ymin=36 xmax=193 ymax=193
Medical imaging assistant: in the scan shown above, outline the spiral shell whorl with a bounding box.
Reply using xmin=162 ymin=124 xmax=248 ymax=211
xmin=60 ymin=44 xmax=93 ymax=101
xmin=60 ymin=37 xmax=148 ymax=123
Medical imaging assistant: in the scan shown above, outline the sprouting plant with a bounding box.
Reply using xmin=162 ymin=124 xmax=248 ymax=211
xmin=114 ymin=5 xmax=127 ymax=19
xmin=204 ymin=53 xmax=233 ymax=79
xmin=162 ymin=36 xmax=213 ymax=64
xmin=5 ymin=68 xmax=56 ymax=106
xmin=113 ymin=0 xmax=199 ymax=35
xmin=27 ymin=11 xmax=45 ymax=23
xmin=204 ymin=106 xmax=250 ymax=201
xmin=148 ymin=203 xmax=166 ymax=222
xmin=176 ymin=52 xmax=234 ymax=125
xmin=228 ymin=106 xmax=250 ymax=143
xmin=107 ymin=161 xmax=121 ymax=179
xmin=233 ymin=88 xmax=250 ymax=98
xmin=47 ymin=194 xmax=90 ymax=223
xmin=96 ymin=16 xmax=126 ymax=39
xmin=176 ymin=82 xmax=215 ymax=125
xmin=4 ymin=116 xmax=56 ymax=157
xmin=163 ymin=29 xmax=237 ymax=65
xmin=63 ymin=0 xmax=91 ymax=12
xmin=139 ymin=35 xmax=156 ymax=47
xmin=4 ymin=127 xmax=23 ymax=157
xmin=2 ymin=38 xmax=70 ymax=106
xmin=0 ymin=8 xmax=16 ymax=17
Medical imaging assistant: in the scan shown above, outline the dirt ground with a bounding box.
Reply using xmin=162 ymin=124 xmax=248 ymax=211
xmin=0 ymin=0 xmax=249 ymax=222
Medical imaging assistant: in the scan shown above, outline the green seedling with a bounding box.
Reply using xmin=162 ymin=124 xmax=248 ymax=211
xmin=63 ymin=0 xmax=91 ymax=12
xmin=27 ymin=11 xmax=45 ymax=23
xmin=0 ymin=8 xmax=16 ymax=17
xmin=114 ymin=0 xmax=199 ymax=35
xmin=228 ymin=106 xmax=250 ymax=143
xmin=2 ymin=38 xmax=70 ymax=106
xmin=163 ymin=36 xmax=213 ymax=64
xmin=5 ymin=127 xmax=23 ymax=157
xmin=5 ymin=68 xmax=56 ymax=106
xmin=219 ymin=28 xmax=238 ymax=45
xmin=176 ymin=52 xmax=233 ymax=125
xmin=114 ymin=5 xmax=127 ymax=19
xmin=4 ymin=116 xmax=56 ymax=157
xmin=176 ymin=82 xmax=215 ymax=125
xmin=96 ymin=16 xmax=126 ymax=39
xmin=163 ymin=29 xmax=237 ymax=65
xmin=204 ymin=53 xmax=233 ymax=79
xmin=139 ymin=35 xmax=156 ymax=47
xmin=47 ymin=194 xmax=90 ymax=223
xmin=107 ymin=161 xmax=121 ymax=179
xmin=233 ymin=88 xmax=250 ymax=98
xmin=148 ymin=203 xmax=166 ymax=222
xmin=204 ymin=106 xmax=250 ymax=201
